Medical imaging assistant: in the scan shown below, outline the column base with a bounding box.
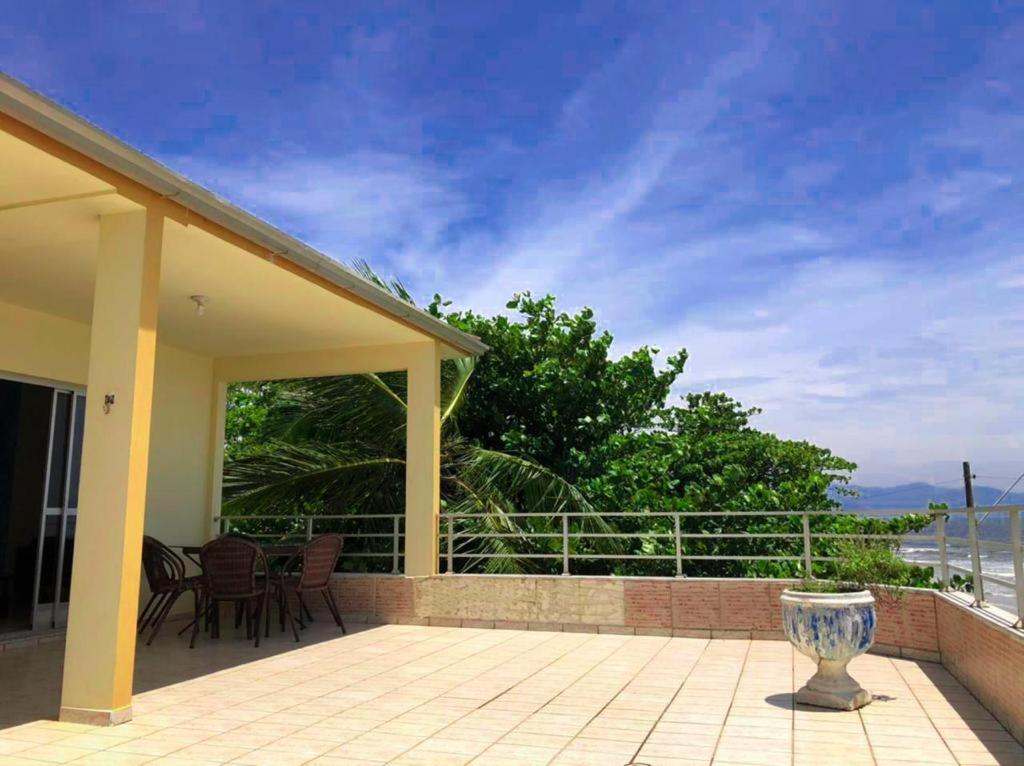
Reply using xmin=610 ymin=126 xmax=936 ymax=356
xmin=58 ymin=705 xmax=132 ymax=727
xmin=796 ymin=658 xmax=873 ymax=711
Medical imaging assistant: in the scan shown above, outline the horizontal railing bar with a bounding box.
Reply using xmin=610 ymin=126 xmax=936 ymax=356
xmin=438 ymin=506 xmax=1024 ymax=519
xmin=449 ymin=533 xmax=563 ymax=539
xmin=217 ymin=514 xmax=402 ymax=521
xmin=217 ymin=505 xmax=1024 ymax=524
xmin=446 ymin=553 xmax=804 ymax=562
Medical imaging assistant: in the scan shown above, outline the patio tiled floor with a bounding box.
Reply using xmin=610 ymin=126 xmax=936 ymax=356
xmin=0 ymin=622 xmax=1020 ymax=765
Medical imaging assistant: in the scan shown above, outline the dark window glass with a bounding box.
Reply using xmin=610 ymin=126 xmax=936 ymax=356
xmin=68 ymin=395 xmax=85 ymax=509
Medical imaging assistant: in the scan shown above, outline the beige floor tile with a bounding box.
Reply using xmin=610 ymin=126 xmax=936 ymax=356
xmin=0 ymin=625 xmax=1020 ymax=766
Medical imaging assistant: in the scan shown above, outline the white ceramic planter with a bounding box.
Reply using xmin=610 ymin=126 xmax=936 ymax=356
xmin=780 ymin=589 xmax=876 ymax=710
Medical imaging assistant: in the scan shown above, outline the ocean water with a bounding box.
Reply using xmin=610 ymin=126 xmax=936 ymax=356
xmin=900 ymin=543 xmax=1019 ymax=614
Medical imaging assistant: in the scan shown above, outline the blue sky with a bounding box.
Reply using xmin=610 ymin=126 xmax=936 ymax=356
xmin=3 ymin=2 xmax=1023 ymax=486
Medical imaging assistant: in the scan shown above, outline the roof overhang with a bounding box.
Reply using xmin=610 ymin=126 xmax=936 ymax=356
xmin=0 ymin=73 xmax=487 ymax=357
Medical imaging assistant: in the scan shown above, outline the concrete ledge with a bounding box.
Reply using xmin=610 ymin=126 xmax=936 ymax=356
xmin=326 ymin=574 xmax=940 ymax=654
xmin=58 ymin=705 xmax=132 ymax=726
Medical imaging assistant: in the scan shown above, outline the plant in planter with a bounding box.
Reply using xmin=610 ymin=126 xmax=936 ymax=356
xmin=781 ymin=539 xmax=920 ymax=711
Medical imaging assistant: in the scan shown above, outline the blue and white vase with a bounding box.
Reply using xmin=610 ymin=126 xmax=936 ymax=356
xmin=780 ymin=589 xmax=876 ymax=710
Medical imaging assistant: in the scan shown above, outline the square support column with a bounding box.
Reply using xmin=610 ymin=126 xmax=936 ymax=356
xmin=404 ymin=342 xmax=442 ymax=576
xmin=60 ymin=209 xmax=163 ymax=726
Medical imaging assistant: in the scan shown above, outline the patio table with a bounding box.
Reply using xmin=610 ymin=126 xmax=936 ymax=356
xmin=178 ymin=543 xmax=300 ymax=568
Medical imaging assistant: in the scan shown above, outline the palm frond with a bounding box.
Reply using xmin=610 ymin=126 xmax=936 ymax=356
xmin=266 ymin=374 xmax=408 ymax=450
xmin=223 ymin=441 xmax=404 ymax=516
xmin=450 ymin=445 xmax=596 ymax=517
xmin=441 ymin=444 xmax=621 ymax=573
xmin=352 ymin=259 xmax=416 ymax=305
xmin=441 ymin=357 xmax=475 ymax=424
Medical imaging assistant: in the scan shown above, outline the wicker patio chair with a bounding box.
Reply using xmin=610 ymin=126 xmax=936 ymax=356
xmin=139 ymin=536 xmax=204 ymax=646
xmin=194 ymin=536 xmax=270 ymax=649
xmin=274 ymin=534 xmax=345 ymax=641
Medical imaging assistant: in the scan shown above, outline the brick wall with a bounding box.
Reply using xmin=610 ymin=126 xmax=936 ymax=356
xmin=935 ymin=594 xmax=1024 ymax=743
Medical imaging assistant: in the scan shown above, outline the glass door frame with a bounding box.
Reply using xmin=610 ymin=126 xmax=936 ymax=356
xmin=30 ymin=384 xmax=86 ymax=631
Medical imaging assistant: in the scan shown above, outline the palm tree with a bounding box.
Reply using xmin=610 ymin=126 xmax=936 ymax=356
xmin=222 ymin=264 xmax=613 ymax=573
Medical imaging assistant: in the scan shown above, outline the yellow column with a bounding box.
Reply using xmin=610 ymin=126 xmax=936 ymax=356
xmin=404 ymin=342 xmax=442 ymax=576
xmin=60 ymin=209 xmax=163 ymax=726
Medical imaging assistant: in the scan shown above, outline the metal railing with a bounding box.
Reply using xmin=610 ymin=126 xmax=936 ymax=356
xmin=217 ymin=514 xmax=406 ymax=573
xmin=215 ymin=505 xmax=1024 ymax=628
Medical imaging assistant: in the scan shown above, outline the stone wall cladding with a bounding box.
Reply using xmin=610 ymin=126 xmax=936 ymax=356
xmin=936 ymin=595 xmax=1024 ymax=744
xmin=374 ymin=577 xmax=414 ymax=620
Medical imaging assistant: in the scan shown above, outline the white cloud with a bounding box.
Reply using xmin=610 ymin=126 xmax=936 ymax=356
xmin=161 ymin=21 xmax=1024 ymax=487
xmin=173 ymin=150 xmax=474 ymax=285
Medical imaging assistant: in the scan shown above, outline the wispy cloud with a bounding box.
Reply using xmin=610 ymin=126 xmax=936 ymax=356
xmin=24 ymin=4 xmax=1020 ymax=485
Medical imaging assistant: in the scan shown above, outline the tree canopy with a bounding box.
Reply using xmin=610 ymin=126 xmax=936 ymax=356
xmin=223 ymin=280 xmax=932 ymax=582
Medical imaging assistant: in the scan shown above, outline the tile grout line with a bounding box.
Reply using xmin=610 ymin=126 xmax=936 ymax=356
xmin=347 ymin=629 xmax=585 ymax=763
xmin=381 ymin=630 xmax=612 ymax=765
xmin=624 ymin=636 xmax=715 ymax=765
xmin=888 ymin=656 xmax=963 ymax=765
xmin=707 ymin=638 xmax=754 ymax=766
xmin=119 ymin=626 xmax=489 ymax=763
xmin=790 ymin=643 xmax=796 ymax=766
xmin=133 ymin=621 xmax=430 ymax=704
xmin=541 ymin=634 xmax=682 ymax=766
xmin=279 ymin=627 xmax=545 ymax=764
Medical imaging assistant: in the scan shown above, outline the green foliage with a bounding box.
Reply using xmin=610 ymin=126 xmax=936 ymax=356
xmin=224 ymin=381 xmax=285 ymax=462
xmin=429 ymin=292 xmax=685 ymax=481
xmin=222 ymin=352 xmax=614 ymax=574
xmin=224 ymin=273 xmax=932 ymax=580
xmin=797 ymin=537 xmax=936 ymax=604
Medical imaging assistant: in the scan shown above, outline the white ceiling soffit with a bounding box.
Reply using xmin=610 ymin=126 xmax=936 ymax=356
xmin=0 ymin=73 xmax=487 ymax=357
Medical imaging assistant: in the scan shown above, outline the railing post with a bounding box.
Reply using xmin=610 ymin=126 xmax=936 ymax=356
xmin=446 ymin=515 xmax=454 ymax=575
xmin=1010 ymin=509 xmax=1023 ymax=629
xmin=967 ymin=506 xmax=986 ymax=606
xmin=305 ymin=517 xmax=314 ymax=542
xmin=392 ymin=515 xmax=401 ymax=574
xmin=936 ymin=512 xmax=950 ymax=591
xmin=562 ymin=514 xmax=570 ymax=576
xmin=219 ymin=517 xmax=227 ymax=536
xmin=674 ymin=513 xmax=683 ymax=577
xmin=802 ymin=512 xmax=813 ymax=579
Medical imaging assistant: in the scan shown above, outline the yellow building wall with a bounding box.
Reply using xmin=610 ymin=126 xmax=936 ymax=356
xmin=145 ymin=344 xmax=214 ymax=547
xmin=0 ymin=298 xmax=216 ymax=550
xmin=0 ymin=299 xmax=90 ymax=386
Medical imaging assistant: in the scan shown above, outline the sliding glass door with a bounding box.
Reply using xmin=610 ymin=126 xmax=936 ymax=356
xmin=31 ymin=389 xmax=85 ymax=631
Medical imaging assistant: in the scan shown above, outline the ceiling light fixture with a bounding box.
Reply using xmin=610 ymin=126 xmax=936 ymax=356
xmin=190 ymin=294 xmax=208 ymax=317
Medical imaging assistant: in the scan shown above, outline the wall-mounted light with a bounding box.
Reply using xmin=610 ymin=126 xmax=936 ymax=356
xmin=190 ymin=295 xmax=208 ymax=317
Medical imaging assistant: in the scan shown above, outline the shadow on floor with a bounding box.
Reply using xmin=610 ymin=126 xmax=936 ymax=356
xmin=0 ymin=613 xmax=370 ymax=731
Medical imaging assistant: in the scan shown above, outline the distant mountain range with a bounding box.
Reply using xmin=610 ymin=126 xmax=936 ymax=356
xmin=837 ymin=482 xmax=1022 ymax=543
xmin=838 ymin=482 xmax=1024 ymax=511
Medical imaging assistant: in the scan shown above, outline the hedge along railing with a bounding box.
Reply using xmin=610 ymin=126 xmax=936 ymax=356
xmin=214 ymin=505 xmax=1024 ymax=629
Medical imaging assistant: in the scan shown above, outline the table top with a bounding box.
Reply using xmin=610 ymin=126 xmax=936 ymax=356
xmin=178 ymin=543 xmax=300 ymax=557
